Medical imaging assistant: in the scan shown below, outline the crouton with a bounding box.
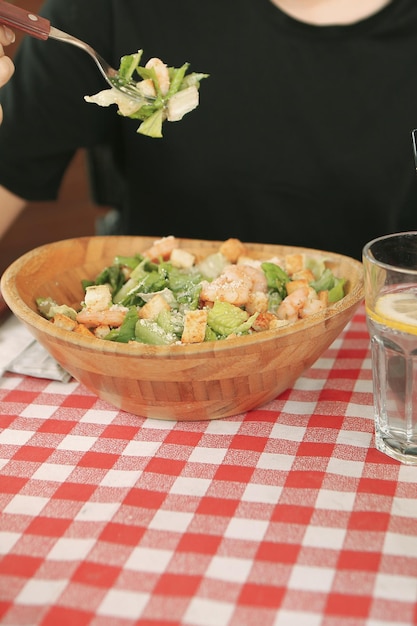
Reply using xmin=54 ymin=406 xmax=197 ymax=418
xmin=84 ymin=284 xmax=112 ymax=311
xmin=181 ymin=309 xmax=208 ymax=344
xmin=94 ymin=325 xmax=112 ymax=339
xmin=285 ymin=253 xmax=304 ymax=276
xmin=53 ymin=313 xmax=78 ymax=332
xmin=292 ymin=268 xmax=315 ymax=283
xmin=251 ymin=312 xmax=277 ymax=332
xmin=73 ymin=323 xmax=95 ymax=337
xmin=170 ymin=248 xmax=195 ymax=269
xmin=139 ymin=294 xmax=170 ymax=321
xmin=286 ymin=279 xmax=309 ymax=295
xmin=219 ymin=238 xmax=247 ymax=263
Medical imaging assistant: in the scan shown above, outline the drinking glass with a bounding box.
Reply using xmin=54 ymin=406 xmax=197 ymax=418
xmin=363 ymin=231 xmax=417 ymax=464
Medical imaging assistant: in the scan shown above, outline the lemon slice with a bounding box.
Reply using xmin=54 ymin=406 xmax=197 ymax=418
xmin=368 ymin=292 xmax=417 ymax=335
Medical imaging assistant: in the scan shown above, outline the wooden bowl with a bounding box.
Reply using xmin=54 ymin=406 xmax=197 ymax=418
xmin=1 ymin=236 xmax=364 ymax=421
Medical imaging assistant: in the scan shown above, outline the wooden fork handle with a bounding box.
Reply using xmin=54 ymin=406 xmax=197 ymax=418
xmin=0 ymin=0 xmax=50 ymax=40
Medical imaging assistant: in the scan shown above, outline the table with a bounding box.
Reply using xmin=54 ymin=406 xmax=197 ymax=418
xmin=1 ymin=305 xmax=417 ymax=626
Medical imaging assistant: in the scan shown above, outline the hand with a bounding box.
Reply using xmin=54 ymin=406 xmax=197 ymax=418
xmin=0 ymin=25 xmax=15 ymax=124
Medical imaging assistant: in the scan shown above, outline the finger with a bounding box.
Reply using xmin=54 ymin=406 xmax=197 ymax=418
xmin=0 ymin=25 xmax=15 ymax=45
xmin=0 ymin=55 xmax=14 ymax=87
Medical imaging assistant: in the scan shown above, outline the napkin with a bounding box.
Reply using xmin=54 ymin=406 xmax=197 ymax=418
xmin=0 ymin=314 xmax=71 ymax=382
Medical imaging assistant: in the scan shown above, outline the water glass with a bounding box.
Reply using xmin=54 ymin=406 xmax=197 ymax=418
xmin=363 ymin=231 xmax=417 ymax=464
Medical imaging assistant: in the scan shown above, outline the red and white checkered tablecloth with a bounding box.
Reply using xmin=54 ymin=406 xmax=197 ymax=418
xmin=1 ymin=306 xmax=417 ymax=626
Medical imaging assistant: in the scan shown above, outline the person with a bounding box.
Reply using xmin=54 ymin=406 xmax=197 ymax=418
xmin=0 ymin=0 xmax=416 ymax=260
xmin=0 ymin=24 xmax=15 ymax=124
xmin=0 ymin=23 xmax=15 ymax=315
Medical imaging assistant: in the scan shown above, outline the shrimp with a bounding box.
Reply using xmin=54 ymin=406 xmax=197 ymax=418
xmin=76 ymin=307 xmax=128 ymax=328
xmin=300 ymin=298 xmax=326 ymax=318
xmin=299 ymin=288 xmax=326 ymax=318
xmin=238 ymin=264 xmax=268 ymax=293
xmin=278 ymin=285 xmax=326 ymax=322
xmin=143 ymin=58 xmax=170 ymax=96
xmin=200 ymin=264 xmax=267 ymax=307
xmin=139 ymin=79 xmax=158 ymax=99
xmin=245 ymin=291 xmax=269 ymax=316
xmin=143 ymin=235 xmax=178 ymax=261
xmin=200 ymin=273 xmax=251 ymax=307
xmin=277 ymin=287 xmax=309 ymax=322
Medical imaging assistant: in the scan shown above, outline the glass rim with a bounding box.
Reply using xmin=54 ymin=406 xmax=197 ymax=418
xmin=362 ymin=231 xmax=417 ymax=275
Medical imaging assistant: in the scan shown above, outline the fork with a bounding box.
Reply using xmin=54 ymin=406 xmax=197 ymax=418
xmin=0 ymin=0 xmax=153 ymax=103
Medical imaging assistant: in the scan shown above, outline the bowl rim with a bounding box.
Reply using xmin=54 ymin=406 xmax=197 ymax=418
xmin=1 ymin=236 xmax=365 ymax=357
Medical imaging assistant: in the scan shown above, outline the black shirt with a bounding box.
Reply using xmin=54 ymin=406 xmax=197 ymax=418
xmin=1 ymin=0 xmax=417 ymax=258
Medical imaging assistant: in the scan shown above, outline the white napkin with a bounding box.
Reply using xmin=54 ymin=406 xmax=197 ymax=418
xmin=0 ymin=315 xmax=71 ymax=382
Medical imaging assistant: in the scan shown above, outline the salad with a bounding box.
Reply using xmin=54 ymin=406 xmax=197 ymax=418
xmin=84 ymin=50 xmax=209 ymax=138
xmin=36 ymin=236 xmax=346 ymax=346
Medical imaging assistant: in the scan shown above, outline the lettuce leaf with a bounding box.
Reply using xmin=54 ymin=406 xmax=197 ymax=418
xmin=310 ymin=268 xmax=345 ymax=302
xmin=207 ymin=301 xmax=254 ymax=336
xmin=261 ymin=262 xmax=289 ymax=300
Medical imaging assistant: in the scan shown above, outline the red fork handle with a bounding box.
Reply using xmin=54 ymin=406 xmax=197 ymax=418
xmin=0 ymin=0 xmax=50 ymax=40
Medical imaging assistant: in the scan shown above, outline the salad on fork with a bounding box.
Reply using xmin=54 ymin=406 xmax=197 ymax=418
xmin=85 ymin=50 xmax=209 ymax=138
